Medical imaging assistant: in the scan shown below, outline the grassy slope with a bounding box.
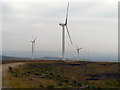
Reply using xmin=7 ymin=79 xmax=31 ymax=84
xmin=7 ymin=60 xmax=120 ymax=88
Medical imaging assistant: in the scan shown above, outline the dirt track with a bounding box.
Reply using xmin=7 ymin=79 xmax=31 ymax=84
xmin=2 ymin=62 xmax=26 ymax=88
xmin=0 ymin=64 xmax=2 ymax=89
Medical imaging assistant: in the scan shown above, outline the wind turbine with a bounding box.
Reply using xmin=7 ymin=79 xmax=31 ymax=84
xmin=76 ymin=46 xmax=83 ymax=61
xmin=31 ymin=37 xmax=37 ymax=60
xmin=59 ymin=2 xmax=73 ymax=61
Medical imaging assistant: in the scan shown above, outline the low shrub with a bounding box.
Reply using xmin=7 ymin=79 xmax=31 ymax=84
xmin=77 ymin=82 xmax=82 ymax=86
xmin=40 ymin=84 xmax=43 ymax=88
xmin=47 ymin=85 xmax=54 ymax=88
xmin=9 ymin=66 xmax=12 ymax=71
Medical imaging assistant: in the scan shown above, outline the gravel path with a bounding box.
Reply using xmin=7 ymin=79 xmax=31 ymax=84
xmin=1 ymin=62 xmax=26 ymax=88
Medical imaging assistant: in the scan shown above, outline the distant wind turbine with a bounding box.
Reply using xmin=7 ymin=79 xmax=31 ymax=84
xmin=31 ymin=37 xmax=37 ymax=60
xmin=76 ymin=46 xmax=83 ymax=61
xmin=59 ymin=2 xmax=73 ymax=61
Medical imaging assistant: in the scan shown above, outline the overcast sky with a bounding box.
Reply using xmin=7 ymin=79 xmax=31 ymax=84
xmin=0 ymin=1 xmax=118 ymax=60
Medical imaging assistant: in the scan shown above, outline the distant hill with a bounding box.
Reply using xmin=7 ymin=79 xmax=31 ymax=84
xmin=38 ymin=57 xmax=71 ymax=60
xmin=0 ymin=55 xmax=70 ymax=60
xmin=38 ymin=57 xmax=62 ymax=60
xmin=1 ymin=55 xmax=30 ymax=60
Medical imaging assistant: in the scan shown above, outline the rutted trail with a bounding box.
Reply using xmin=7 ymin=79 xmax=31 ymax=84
xmin=2 ymin=62 xmax=26 ymax=88
xmin=0 ymin=64 xmax=2 ymax=89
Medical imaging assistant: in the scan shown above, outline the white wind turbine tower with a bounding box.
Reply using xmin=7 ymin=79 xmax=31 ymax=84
xmin=76 ymin=46 xmax=83 ymax=61
xmin=59 ymin=2 xmax=73 ymax=61
xmin=31 ymin=37 xmax=37 ymax=60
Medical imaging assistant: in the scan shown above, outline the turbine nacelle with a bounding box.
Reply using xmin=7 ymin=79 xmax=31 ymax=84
xmin=77 ymin=48 xmax=83 ymax=50
xmin=31 ymin=37 xmax=37 ymax=43
xmin=31 ymin=41 xmax=34 ymax=43
xmin=31 ymin=40 xmax=35 ymax=43
xmin=59 ymin=23 xmax=66 ymax=26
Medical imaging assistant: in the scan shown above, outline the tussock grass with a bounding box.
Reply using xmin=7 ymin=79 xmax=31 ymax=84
xmin=7 ymin=60 xmax=120 ymax=88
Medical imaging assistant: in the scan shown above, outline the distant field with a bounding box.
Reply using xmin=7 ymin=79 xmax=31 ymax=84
xmin=3 ymin=60 xmax=120 ymax=88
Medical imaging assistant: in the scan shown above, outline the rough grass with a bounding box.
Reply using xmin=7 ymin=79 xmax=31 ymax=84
xmin=7 ymin=60 xmax=120 ymax=88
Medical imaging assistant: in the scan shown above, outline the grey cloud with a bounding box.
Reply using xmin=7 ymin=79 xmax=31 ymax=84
xmin=2 ymin=2 xmax=118 ymax=60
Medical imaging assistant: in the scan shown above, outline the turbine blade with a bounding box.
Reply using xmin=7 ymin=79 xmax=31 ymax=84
xmin=74 ymin=44 xmax=78 ymax=49
xmin=65 ymin=2 xmax=69 ymax=25
xmin=34 ymin=37 xmax=37 ymax=42
xmin=66 ymin=25 xmax=73 ymax=45
xmin=77 ymin=46 xmax=78 ymax=49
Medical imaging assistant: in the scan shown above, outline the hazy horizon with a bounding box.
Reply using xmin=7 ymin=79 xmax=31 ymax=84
xmin=1 ymin=50 xmax=118 ymax=62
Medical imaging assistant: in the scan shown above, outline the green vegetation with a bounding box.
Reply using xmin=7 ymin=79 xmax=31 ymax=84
xmin=7 ymin=60 xmax=120 ymax=88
